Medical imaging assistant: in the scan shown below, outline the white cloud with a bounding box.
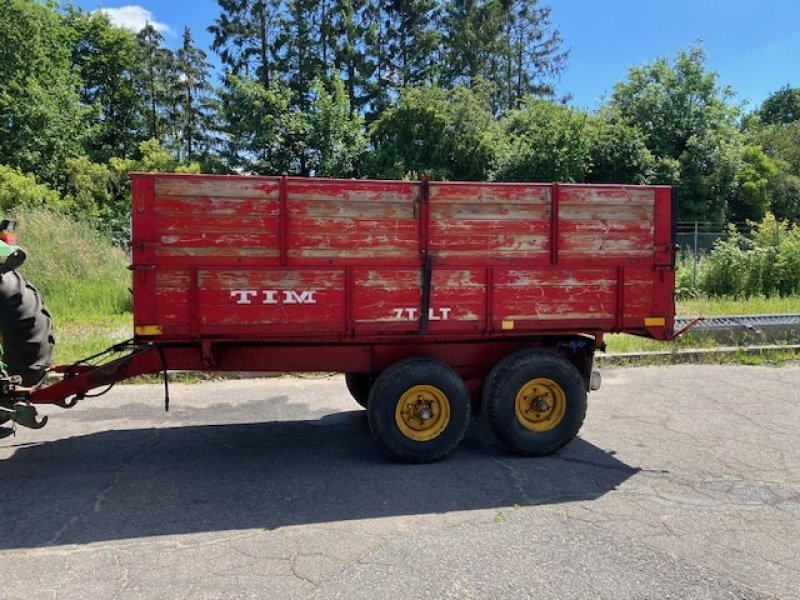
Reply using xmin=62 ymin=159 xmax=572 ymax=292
xmin=96 ymin=5 xmax=174 ymax=36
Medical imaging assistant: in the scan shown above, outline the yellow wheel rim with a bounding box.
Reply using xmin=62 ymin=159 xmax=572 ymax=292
xmin=514 ymin=377 xmax=566 ymax=433
xmin=395 ymin=385 xmax=451 ymax=442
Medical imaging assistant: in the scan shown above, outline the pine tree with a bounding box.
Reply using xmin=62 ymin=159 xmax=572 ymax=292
xmin=173 ymin=27 xmax=218 ymax=164
xmin=330 ymin=0 xmax=374 ymax=113
xmin=209 ymin=0 xmax=286 ymax=87
xmin=386 ymin=0 xmax=440 ymax=88
xmin=137 ymin=24 xmax=174 ymax=141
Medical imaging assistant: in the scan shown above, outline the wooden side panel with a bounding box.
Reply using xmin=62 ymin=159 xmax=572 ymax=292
xmin=351 ymin=268 xmax=486 ymax=334
xmin=558 ymin=186 xmax=655 ymax=259
xmin=197 ymin=269 xmax=345 ymax=334
xmin=132 ymin=174 xmax=675 ymax=342
xmin=151 ymin=174 xmax=281 ymax=264
xmin=286 ymin=179 xmax=420 ymax=261
xmin=428 ymin=183 xmax=550 ymax=261
xmin=493 ymin=269 xmax=617 ymax=324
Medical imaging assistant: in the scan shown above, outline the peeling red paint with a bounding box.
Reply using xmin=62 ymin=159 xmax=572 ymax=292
xmin=132 ymin=175 xmax=676 ymax=341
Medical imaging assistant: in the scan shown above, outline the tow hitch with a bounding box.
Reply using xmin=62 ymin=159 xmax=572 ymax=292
xmin=0 ymin=376 xmax=48 ymax=429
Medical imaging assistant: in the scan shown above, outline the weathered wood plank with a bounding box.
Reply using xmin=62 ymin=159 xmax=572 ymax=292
xmin=560 ymin=204 xmax=654 ymax=221
xmin=154 ymin=215 xmax=279 ymax=234
xmin=430 ymin=183 xmax=551 ymax=205
xmin=155 ymin=176 xmax=280 ymax=199
xmin=560 ymin=186 xmax=655 ymax=205
xmin=289 ymin=200 xmax=416 ymax=219
xmin=430 ymin=203 xmax=550 ymax=220
xmin=154 ymin=196 xmax=280 ymax=217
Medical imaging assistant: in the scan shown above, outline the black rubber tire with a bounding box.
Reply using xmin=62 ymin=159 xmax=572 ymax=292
xmin=0 ymin=270 xmax=55 ymax=387
xmin=367 ymin=358 xmax=470 ymax=463
xmin=344 ymin=372 xmax=376 ymax=409
xmin=483 ymin=349 xmax=586 ymax=456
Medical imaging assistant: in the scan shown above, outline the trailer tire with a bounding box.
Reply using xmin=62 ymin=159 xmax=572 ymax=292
xmin=344 ymin=372 xmax=376 ymax=408
xmin=367 ymin=358 xmax=470 ymax=463
xmin=0 ymin=270 xmax=55 ymax=387
xmin=483 ymin=349 xmax=586 ymax=456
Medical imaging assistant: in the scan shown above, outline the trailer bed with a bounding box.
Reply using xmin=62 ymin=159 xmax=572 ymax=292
xmin=131 ymin=175 xmax=676 ymax=343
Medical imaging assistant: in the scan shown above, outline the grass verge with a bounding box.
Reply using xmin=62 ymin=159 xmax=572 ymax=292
xmin=11 ymin=208 xmax=132 ymax=364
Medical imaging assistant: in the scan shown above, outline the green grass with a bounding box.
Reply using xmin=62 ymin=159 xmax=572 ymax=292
xmin=11 ymin=208 xmax=132 ymax=363
xmin=606 ymin=296 xmax=800 ymax=354
xmin=677 ymin=296 xmax=799 ymax=317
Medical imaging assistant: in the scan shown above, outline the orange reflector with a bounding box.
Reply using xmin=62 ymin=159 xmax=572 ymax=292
xmin=135 ymin=325 xmax=163 ymax=336
xmin=501 ymin=320 xmax=515 ymax=331
xmin=644 ymin=317 xmax=666 ymax=327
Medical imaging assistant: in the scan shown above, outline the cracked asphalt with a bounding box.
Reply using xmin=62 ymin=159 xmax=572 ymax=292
xmin=1 ymin=364 xmax=798 ymax=599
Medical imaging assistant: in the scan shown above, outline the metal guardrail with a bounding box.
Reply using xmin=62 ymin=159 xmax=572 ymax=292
xmin=674 ymin=314 xmax=800 ymax=345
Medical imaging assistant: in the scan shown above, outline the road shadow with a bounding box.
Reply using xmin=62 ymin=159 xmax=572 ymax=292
xmin=0 ymin=412 xmax=638 ymax=550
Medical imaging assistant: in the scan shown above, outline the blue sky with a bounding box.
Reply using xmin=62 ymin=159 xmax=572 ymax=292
xmin=74 ymin=0 xmax=800 ymax=111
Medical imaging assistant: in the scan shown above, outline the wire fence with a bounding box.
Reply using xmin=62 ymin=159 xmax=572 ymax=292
xmin=675 ymin=221 xmax=750 ymax=256
xmin=676 ymin=221 xmax=748 ymax=288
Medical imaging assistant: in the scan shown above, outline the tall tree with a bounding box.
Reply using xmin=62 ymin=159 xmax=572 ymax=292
xmin=386 ymin=0 xmax=440 ymax=88
xmin=0 ymin=0 xmax=85 ymax=187
xmin=281 ymin=0 xmax=323 ymax=107
xmin=306 ymin=75 xmax=366 ymax=176
xmin=330 ymin=0 xmax=374 ymax=112
xmin=758 ymin=85 xmax=800 ymax=125
xmin=65 ymin=8 xmax=149 ymax=162
xmin=441 ymin=0 xmax=505 ymax=88
xmin=209 ymin=0 xmax=286 ymax=87
xmin=173 ymin=27 xmax=218 ymax=164
xmin=137 ymin=24 xmax=174 ymax=142
xmin=607 ymin=46 xmax=743 ymax=222
xmin=498 ymin=1 xmax=567 ymax=108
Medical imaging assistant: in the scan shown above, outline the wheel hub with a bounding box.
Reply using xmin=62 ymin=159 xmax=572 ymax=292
xmin=514 ymin=377 xmax=567 ymax=433
xmin=395 ymin=385 xmax=451 ymax=442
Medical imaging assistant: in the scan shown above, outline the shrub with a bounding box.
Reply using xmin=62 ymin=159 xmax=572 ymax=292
xmin=696 ymin=213 xmax=800 ymax=297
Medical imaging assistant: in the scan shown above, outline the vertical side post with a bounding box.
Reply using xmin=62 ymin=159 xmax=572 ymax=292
xmin=615 ymin=265 xmax=626 ymax=332
xmin=419 ymin=175 xmax=432 ymax=334
xmin=550 ymin=183 xmax=560 ymax=265
xmin=279 ymin=176 xmax=288 ymax=266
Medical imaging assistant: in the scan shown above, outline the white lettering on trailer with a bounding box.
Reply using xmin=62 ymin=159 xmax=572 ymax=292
xmin=230 ymin=290 xmax=318 ymax=305
xmin=393 ymin=307 xmax=452 ymax=321
xmin=231 ymin=290 xmax=258 ymax=304
xmin=282 ymin=290 xmax=317 ymax=304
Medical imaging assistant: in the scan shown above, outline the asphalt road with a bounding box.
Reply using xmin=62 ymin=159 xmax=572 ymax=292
xmin=1 ymin=364 xmax=798 ymax=599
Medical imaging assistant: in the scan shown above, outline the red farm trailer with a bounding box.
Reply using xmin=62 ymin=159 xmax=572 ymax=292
xmin=0 ymin=174 xmax=677 ymax=462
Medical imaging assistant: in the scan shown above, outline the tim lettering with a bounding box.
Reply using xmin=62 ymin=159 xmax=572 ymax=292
xmin=231 ymin=290 xmax=318 ymax=305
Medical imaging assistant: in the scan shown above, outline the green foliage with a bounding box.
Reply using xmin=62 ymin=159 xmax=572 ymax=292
xmin=0 ymin=165 xmax=66 ymax=212
xmin=219 ymin=75 xmax=308 ymax=174
xmin=494 ymin=98 xmax=591 ymax=182
xmin=696 ymin=214 xmax=800 ymax=297
xmin=607 ymin=46 xmax=743 ymax=222
xmin=729 ymin=146 xmax=778 ymax=223
xmin=0 ymin=0 xmax=85 ymax=186
xmin=758 ymin=85 xmax=800 ymax=125
xmin=586 ymin=113 xmax=655 ymax=184
xmin=368 ymin=85 xmax=499 ymax=180
xmin=65 ymin=7 xmax=148 ymax=162
xmin=173 ymin=26 xmax=218 ymax=165
xmin=753 ymin=121 xmax=800 ymax=223
xmin=307 ymin=76 xmax=367 ymax=177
